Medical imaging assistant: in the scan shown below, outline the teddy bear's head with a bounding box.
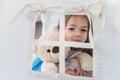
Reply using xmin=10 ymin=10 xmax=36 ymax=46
xmin=36 ymin=25 xmax=70 ymax=63
xmin=37 ymin=25 xmax=59 ymax=63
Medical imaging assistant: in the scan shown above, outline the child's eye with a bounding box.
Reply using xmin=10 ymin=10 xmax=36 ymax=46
xmin=68 ymin=27 xmax=74 ymax=31
xmin=81 ymin=28 xmax=88 ymax=32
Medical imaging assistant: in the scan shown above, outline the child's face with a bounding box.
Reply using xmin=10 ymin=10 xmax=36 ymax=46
xmin=65 ymin=15 xmax=89 ymax=42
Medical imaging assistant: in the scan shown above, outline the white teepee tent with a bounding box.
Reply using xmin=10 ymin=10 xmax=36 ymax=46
xmin=0 ymin=0 xmax=120 ymax=80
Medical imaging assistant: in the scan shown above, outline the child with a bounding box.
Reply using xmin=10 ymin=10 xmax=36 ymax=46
xmin=65 ymin=15 xmax=92 ymax=76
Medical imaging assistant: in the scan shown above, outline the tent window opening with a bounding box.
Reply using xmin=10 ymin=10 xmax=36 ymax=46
xmin=32 ymin=13 xmax=94 ymax=78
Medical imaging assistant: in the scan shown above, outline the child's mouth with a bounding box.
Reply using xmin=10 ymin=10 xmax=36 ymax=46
xmin=72 ymin=40 xmax=81 ymax=42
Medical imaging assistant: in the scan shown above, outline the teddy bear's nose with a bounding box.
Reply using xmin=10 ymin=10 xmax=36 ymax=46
xmin=52 ymin=46 xmax=59 ymax=54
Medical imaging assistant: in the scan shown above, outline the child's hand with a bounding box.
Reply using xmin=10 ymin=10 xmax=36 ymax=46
xmin=70 ymin=58 xmax=81 ymax=76
xmin=66 ymin=69 xmax=76 ymax=75
xmin=66 ymin=57 xmax=82 ymax=76
xmin=66 ymin=68 xmax=84 ymax=76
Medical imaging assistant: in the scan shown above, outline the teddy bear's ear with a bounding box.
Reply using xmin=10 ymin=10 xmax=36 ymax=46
xmin=52 ymin=46 xmax=59 ymax=54
xmin=50 ymin=25 xmax=59 ymax=31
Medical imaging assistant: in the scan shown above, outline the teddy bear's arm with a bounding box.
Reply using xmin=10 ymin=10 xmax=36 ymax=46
xmin=77 ymin=52 xmax=93 ymax=71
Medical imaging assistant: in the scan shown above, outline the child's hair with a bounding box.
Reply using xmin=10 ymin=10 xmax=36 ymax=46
xmin=65 ymin=15 xmax=93 ymax=57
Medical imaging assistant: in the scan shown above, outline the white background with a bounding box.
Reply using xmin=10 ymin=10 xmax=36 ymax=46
xmin=0 ymin=0 xmax=120 ymax=80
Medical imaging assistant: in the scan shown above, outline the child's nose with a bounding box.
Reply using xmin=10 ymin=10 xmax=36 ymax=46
xmin=75 ymin=31 xmax=81 ymax=37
